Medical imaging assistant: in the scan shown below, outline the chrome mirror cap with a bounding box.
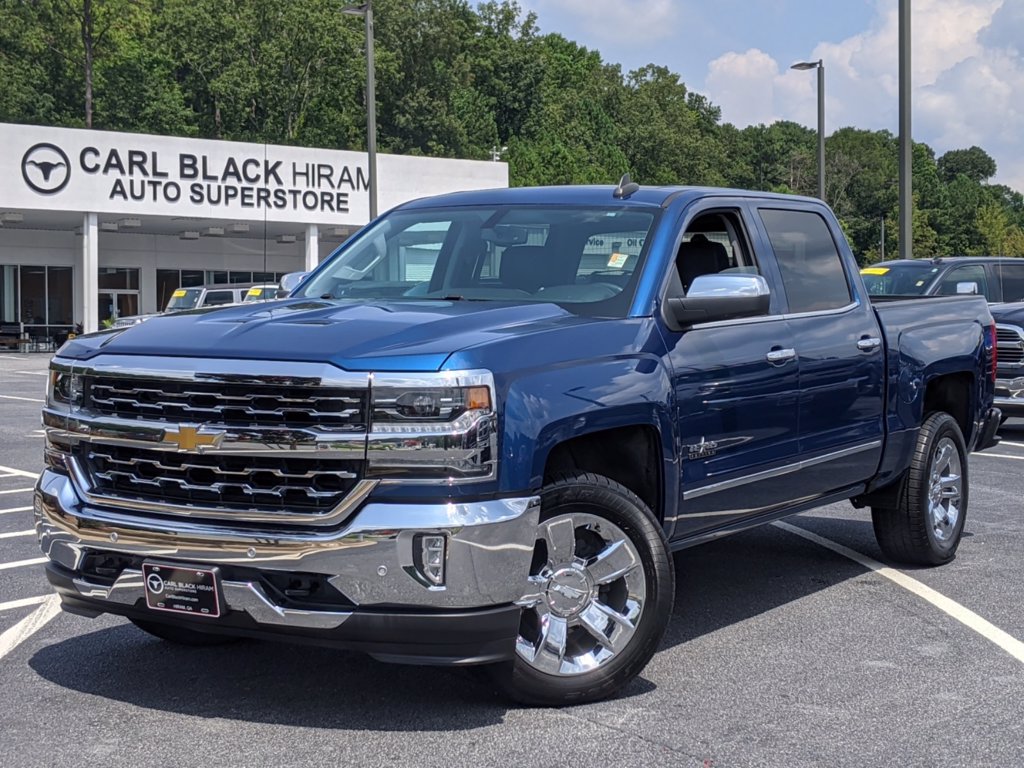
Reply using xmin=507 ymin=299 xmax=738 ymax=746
xmin=278 ymin=271 xmax=310 ymax=297
xmin=686 ymin=273 xmax=771 ymax=298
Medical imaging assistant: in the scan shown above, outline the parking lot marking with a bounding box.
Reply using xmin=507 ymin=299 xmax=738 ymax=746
xmin=0 ymin=507 xmax=32 ymax=516
xmin=0 ymin=595 xmax=60 ymax=663
xmin=13 ymin=370 xmax=48 ymax=376
xmin=998 ymin=441 xmax=1024 ymax=449
xmin=0 ymin=488 xmax=34 ymax=495
xmin=0 ymin=596 xmax=48 ymax=612
xmin=0 ymin=529 xmax=33 ymax=540
xmin=0 ymin=394 xmax=44 ymax=403
xmin=0 ymin=557 xmax=47 ymax=572
xmin=976 ymin=453 xmax=1024 ymax=461
xmin=775 ymin=521 xmax=1024 ymax=665
xmin=0 ymin=465 xmax=38 ymax=479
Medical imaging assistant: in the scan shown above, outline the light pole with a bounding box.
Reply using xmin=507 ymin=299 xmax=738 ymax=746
xmin=791 ymin=59 xmax=825 ymax=202
xmin=343 ymin=2 xmax=377 ymax=220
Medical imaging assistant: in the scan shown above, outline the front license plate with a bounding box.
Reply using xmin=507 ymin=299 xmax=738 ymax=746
xmin=142 ymin=562 xmax=222 ymax=619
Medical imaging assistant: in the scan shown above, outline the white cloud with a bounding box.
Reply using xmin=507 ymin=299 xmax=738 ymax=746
xmin=702 ymin=0 xmax=1024 ymax=191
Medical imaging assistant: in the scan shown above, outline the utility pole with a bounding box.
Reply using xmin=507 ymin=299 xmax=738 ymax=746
xmin=898 ymin=0 xmax=912 ymax=258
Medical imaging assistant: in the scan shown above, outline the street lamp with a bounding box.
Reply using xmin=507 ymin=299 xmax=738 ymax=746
xmin=791 ymin=59 xmax=825 ymax=202
xmin=342 ymin=2 xmax=377 ymax=220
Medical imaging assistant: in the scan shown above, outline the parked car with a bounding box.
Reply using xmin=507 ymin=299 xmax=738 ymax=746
xmin=861 ymin=256 xmax=1024 ymax=302
xmin=113 ymin=283 xmax=258 ymax=327
xmin=37 ymin=183 xmax=1000 ymax=706
xmin=990 ymin=302 xmax=1024 ymax=420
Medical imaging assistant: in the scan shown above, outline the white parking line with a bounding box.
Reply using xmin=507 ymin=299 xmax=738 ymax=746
xmin=0 ymin=596 xmax=48 ymax=612
xmin=0 ymin=557 xmax=47 ymax=571
xmin=0 ymin=529 xmax=34 ymax=540
xmin=774 ymin=521 xmax=1024 ymax=665
xmin=977 ymin=453 xmax=1024 ymax=461
xmin=14 ymin=370 xmax=48 ymax=376
xmin=0 ymin=507 xmax=32 ymax=516
xmin=0 ymin=465 xmax=39 ymax=479
xmin=0 ymin=488 xmax=33 ymax=495
xmin=998 ymin=441 xmax=1024 ymax=449
xmin=0 ymin=394 xmax=44 ymax=403
xmin=0 ymin=595 xmax=60 ymax=662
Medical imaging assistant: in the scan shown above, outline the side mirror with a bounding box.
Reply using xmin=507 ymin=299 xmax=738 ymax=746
xmin=956 ymin=281 xmax=979 ymax=295
xmin=278 ymin=271 xmax=309 ymax=297
xmin=663 ymin=273 xmax=771 ymax=330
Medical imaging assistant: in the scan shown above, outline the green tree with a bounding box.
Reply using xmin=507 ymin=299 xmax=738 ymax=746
xmin=938 ymin=146 xmax=997 ymax=184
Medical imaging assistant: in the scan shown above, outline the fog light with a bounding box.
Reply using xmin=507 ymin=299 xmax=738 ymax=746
xmin=419 ymin=534 xmax=447 ymax=586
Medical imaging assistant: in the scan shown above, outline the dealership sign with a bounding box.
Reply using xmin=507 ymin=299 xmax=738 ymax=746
xmin=1 ymin=123 xmax=507 ymax=225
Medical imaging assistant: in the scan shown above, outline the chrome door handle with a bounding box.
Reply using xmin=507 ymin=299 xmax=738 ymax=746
xmin=857 ymin=337 xmax=882 ymax=352
xmin=766 ymin=348 xmax=797 ymax=364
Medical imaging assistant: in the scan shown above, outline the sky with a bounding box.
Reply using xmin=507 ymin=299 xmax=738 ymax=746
xmin=521 ymin=0 xmax=1024 ymax=192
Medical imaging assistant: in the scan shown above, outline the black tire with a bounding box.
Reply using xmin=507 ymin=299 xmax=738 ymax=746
xmin=872 ymin=412 xmax=968 ymax=566
xmin=489 ymin=471 xmax=674 ymax=706
xmin=129 ymin=617 xmax=240 ymax=646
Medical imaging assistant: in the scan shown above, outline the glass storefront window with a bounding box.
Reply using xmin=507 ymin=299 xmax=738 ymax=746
xmin=47 ymin=267 xmax=73 ymax=325
xmin=0 ymin=265 xmax=18 ymax=324
xmin=98 ymin=267 xmax=139 ymax=290
xmin=19 ymin=266 xmax=46 ymax=325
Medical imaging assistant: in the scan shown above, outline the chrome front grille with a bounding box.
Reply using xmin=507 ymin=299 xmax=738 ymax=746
xmin=996 ymin=325 xmax=1024 ymax=366
xmin=80 ymin=444 xmax=361 ymax=513
xmin=85 ymin=376 xmax=368 ymax=429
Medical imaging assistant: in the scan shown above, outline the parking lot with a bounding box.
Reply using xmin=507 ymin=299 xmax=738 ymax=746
xmin=1 ymin=351 xmax=1022 ymax=768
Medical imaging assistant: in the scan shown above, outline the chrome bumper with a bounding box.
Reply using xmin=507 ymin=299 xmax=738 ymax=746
xmin=994 ymin=377 xmax=1024 ymax=415
xmin=35 ymin=469 xmax=541 ymax=629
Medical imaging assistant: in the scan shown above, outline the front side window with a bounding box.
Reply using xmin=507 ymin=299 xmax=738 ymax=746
xmin=937 ymin=265 xmax=988 ymax=297
xmin=298 ymin=205 xmax=659 ymax=316
xmin=861 ymin=263 xmax=941 ymax=296
xmin=996 ymin=263 xmax=1024 ymax=303
xmin=202 ymin=290 xmax=236 ymax=306
xmin=760 ymin=208 xmax=852 ymax=313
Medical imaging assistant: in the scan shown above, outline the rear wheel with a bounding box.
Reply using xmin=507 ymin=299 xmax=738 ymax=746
xmin=129 ymin=617 xmax=240 ymax=646
xmin=490 ymin=472 xmax=674 ymax=706
xmin=872 ymin=411 xmax=968 ymax=565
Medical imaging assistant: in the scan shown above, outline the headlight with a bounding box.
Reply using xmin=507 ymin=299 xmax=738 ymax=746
xmin=48 ymin=367 xmax=82 ymax=408
xmin=368 ymin=371 xmax=496 ymax=482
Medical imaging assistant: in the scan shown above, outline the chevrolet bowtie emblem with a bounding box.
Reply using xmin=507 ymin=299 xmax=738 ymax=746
xmin=162 ymin=425 xmax=224 ymax=452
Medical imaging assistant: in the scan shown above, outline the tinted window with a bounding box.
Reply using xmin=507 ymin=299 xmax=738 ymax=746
xmin=996 ymin=263 xmax=1024 ymax=303
xmin=861 ymin=262 xmax=941 ymax=296
xmin=202 ymin=290 xmax=236 ymax=306
xmin=937 ymin=265 xmax=987 ymax=297
xmin=760 ymin=209 xmax=851 ymax=313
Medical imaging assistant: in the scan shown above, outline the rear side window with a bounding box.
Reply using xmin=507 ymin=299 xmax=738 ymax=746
xmin=202 ymin=290 xmax=235 ymax=306
xmin=759 ymin=209 xmax=852 ymax=313
xmin=996 ymin=263 xmax=1024 ymax=303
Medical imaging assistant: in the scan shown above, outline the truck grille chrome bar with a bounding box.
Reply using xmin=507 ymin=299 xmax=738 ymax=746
xmin=996 ymin=325 xmax=1024 ymax=366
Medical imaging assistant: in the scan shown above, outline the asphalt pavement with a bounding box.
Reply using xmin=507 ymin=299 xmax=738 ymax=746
xmin=1 ymin=351 xmax=1022 ymax=767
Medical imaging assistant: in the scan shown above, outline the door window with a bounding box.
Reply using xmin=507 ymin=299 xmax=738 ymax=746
xmin=759 ymin=209 xmax=851 ymax=313
xmin=936 ymin=265 xmax=988 ymax=297
xmin=202 ymin=290 xmax=236 ymax=306
xmin=995 ymin=263 xmax=1024 ymax=303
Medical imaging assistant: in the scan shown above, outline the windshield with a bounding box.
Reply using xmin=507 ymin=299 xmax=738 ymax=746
xmin=298 ymin=205 xmax=658 ymax=316
xmin=861 ymin=263 xmax=942 ymax=296
xmin=165 ymin=287 xmax=202 ymax=311
xmin=243 ymin=286 xmax=280 ymax=302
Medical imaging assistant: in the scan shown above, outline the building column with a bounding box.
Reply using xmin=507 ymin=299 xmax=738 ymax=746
xmin=80 ymin=212 xmax=99 ymax=333
xmin=304 ymin=224 xmax=319 ymax=272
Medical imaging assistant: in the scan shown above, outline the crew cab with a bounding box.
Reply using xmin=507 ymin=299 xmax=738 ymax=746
xmin=861 ymin=256 xmax=1024 ymax=303
xmin=35 ymin=183 xmax=1001 ymax=706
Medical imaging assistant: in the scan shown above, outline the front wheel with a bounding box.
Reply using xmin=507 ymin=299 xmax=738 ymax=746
xmin=872 ymin=411 xmax=968 ymax=566
xmin=490 ymin=472 xmax=674 ymax=706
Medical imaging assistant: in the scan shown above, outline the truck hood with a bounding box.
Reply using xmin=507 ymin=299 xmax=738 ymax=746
xmin=61 ymin=298 xmax=608 ymax=371
xmin=990 ymin=302 xmax=1024 ymax=328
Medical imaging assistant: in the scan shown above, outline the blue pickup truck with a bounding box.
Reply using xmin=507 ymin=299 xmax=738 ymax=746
xmin=36 ymin=182 xmax=1001 ymax=706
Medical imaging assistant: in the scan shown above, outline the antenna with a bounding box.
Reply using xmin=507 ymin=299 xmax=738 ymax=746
xmin=613 ymin=173 xmax=640 ymax=199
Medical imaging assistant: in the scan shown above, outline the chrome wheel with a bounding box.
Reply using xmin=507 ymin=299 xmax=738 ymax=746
xmin=515 ymin=512 xmax=646 ymax=677
xmin=928 ymin=436 xmax=962 ymax=542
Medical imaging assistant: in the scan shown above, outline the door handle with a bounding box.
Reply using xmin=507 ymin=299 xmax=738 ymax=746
xmin=766 ymin=348 xmax=797 ymax=365
xmin=857 ymin=337 xmax=882 ymax=352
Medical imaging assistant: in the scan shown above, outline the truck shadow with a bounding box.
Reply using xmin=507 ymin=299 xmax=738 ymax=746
xmin=28 ymin=516 xmax=883 ymax=725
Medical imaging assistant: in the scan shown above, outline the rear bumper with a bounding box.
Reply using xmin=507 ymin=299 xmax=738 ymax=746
xmin=34 ymin=468 xmax=540 ymax=664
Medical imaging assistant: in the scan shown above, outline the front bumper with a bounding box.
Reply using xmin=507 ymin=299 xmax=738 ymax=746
xmin=35 ymin=469 xmax=540 ymax=664
xmin=995 ymin=376 xmax=1024 ymax=417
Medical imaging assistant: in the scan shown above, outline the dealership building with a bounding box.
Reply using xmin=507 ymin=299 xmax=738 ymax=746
xmin=0 ymin=122 xmax=508 ymax=340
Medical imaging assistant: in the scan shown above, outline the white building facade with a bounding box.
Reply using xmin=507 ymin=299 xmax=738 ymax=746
xmin=0 ymin=123 xmax=508 ymax=337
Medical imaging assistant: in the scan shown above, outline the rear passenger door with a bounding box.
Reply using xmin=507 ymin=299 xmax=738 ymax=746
xmin=755 ymin=206 xmax=885 ymax=495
